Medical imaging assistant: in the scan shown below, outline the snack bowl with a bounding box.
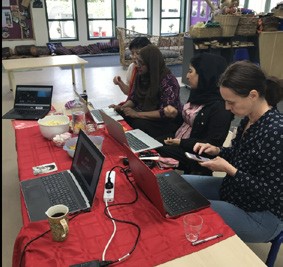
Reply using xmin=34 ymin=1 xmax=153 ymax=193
xmin=38 ymin=115 xmax=70 ymax=140
xmin=63 ymin=135 xmax=104 ymax=158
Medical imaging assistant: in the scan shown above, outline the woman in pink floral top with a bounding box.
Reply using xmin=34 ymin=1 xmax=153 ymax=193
xmin=156 ymin=52 xmax=233 ymax=175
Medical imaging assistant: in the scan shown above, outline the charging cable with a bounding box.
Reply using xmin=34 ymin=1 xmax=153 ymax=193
xmin=101 ymin=166 xmax=141 ymax=266
xmin=102 ymin=199 xmax=117 ymax=261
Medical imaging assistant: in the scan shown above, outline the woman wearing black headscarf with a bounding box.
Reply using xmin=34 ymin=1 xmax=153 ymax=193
xmin=156 ymin=52 xmax=234 ymax=175
xmin=110 ymin=44 xmax=182 ymax=138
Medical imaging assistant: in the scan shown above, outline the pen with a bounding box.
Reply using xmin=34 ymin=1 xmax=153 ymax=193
xmin=192 ymin=234 xmax=223 ymax=246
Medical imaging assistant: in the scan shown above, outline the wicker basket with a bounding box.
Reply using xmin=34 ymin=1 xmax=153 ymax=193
xmin=235 ymin=16 xmax=259 ymax=36
xmin=189 ymin=26 xmax=222 ymax=38
xmin=214 ymin=15 xmax=240 ymax=37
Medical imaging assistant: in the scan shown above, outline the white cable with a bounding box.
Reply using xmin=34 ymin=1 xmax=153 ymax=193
xmin=102 ymin=200 xmax=117 ymax=261
xmin=102 ymin=200 xmax=132 ymax=263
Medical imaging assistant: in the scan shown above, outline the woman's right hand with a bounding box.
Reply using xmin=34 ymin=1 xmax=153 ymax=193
xmin=108 ymin=104 xmax=122 ymax=112
xmin=193 ymin=142 xmax=220 ymax=156
xmin=113 ymin=76 xmax=122 ymax=85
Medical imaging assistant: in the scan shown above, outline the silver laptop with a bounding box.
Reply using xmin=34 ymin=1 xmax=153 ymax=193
xmin=90 ymin=107 xmax=123 ymax=124
xmin=100 ymin=110 xmax=163 ymax=153
xmin=20 ymin=130 xmax=105 ymax=222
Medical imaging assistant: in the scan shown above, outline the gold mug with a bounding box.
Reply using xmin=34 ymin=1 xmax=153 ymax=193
xmin=45 ymin=204 xmax=69 ymax=242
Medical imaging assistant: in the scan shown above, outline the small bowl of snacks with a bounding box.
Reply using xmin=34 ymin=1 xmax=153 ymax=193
xmin=38 ymin=115 xmax=70 ymax=140
xmin=63 ymin=135 xmax=104 ymax=158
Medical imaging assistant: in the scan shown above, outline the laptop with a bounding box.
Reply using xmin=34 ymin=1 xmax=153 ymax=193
xmin=90 ymin=107 xmax=123 ymax=124
xmin=20 ymin=130 xmax=105 ymax=222
xmin=2 ymin=85 xmax=53 ymax=120
xmin=100 ymin=110 xmax=163 ymax=153
xmin=124 ymin=144 xmax=210 ymax=218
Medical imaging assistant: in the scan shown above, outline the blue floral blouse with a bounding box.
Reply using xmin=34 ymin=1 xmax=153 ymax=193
xmin=219 ymin=108 xmax=283 ymax=220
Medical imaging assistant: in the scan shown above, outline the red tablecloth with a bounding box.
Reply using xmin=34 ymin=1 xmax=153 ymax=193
xmin=12 ymin=123 xmax=235 ymax=267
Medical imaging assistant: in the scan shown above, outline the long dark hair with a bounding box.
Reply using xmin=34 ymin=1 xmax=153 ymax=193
xmin=134 ymin=45 xmax=171 ymax=110
xmin=219 ymin=61 xmax=283 ymax=107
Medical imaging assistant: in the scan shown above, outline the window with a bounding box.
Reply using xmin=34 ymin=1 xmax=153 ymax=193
xmin=239 ymin=0 xmax=279 ymax=14
xmin=125 ymin=0 xmax=151 ymax=34
xmin=86 ymin=0 xmax=116 ymax=39
xmin=160 ymin=0 xmax=186 ymax=35
xmin=44 ymin=0 xmax=78 ymax=41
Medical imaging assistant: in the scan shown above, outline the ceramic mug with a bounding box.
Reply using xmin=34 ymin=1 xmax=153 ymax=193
xmin=45 ymin=204 xmax=69 ymax=242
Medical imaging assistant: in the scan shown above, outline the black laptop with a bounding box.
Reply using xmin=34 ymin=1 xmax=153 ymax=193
xmin=2 ymin=85 xmax=53 ymax=120
xmin=124 ymin=144 xmax=210 ymax=218
xmin=20 ymin=130 xmax=105 ymax=222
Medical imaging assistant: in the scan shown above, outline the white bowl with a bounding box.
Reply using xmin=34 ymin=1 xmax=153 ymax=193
xmin=38 ymin=115 xmax=70 ymax=140
xmin=63 ymin=135 xmax=104 ymax=158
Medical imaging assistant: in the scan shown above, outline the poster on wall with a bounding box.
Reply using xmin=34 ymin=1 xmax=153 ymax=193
xmin=2 ymin=0 xmax=34 ymax=40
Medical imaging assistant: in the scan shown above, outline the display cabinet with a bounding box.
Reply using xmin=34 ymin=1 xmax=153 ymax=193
xmin=181 ymin=35 xmax=260 ymax=85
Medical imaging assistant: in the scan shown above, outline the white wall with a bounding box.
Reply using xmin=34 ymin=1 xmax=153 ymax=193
xmin=2 ymin=0 xmax=191 ymax=50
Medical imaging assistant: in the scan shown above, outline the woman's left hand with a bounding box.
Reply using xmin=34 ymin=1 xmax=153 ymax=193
xmin=164 ymin=137 xmax=180 ymax=146
xmin=122 ymin=107 xmax=139 ymax=118
xmin=199 ymin=156 xmax=237 ymax=176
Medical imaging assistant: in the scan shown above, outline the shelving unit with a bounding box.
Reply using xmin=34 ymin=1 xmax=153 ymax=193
xmin=259 ymin=31 xmax=283 ymax=79
xmin=181 ymin=35 xmax=260 ymax=85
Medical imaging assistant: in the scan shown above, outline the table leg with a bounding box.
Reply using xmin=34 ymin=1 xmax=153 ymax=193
xmin=81 ymin=65 xmax=86 ymax=93
xmin=71 ymin=65 xmax=75 ymax=85
xmin=7 ymin=71 xmax=16 ymax=95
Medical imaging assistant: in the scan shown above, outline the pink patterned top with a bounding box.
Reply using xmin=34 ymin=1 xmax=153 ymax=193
xmin=175 ymin=102 xmax=204 ymax=139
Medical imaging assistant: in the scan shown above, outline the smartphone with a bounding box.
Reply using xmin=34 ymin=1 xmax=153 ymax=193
xmin=185 ymin=152 xmax=211 ymax=162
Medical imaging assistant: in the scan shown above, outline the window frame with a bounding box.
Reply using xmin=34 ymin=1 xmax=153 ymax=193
xmin=85 ymin=0 xmax=117 ymax=40
xmin=44 ymin=0 xmax=78 ymax=42
xmin=124 ymin=0 xmax=152 ymax=34
xmin=159 ymin=0 xmax=186 ymax=36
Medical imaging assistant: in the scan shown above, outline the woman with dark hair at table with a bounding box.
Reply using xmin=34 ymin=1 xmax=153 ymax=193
xmin=113 ymin=36 xmax=151 ymax=97
xmin=182 ymin=60 xmax=283 ymax=242
xmin=110 ymin=44 xmax=182 ymax=138
xmin=156 ymin=52 xmax=234 ymax=175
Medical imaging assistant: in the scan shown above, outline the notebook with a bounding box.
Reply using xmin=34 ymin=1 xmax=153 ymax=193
xmin=2 ymin=85 xmax=53 ymax=120
xmin=124 ymin=144 xmax=210 ymax=218
xmin=90 ymin=107 xmax=123 ymax=124
xmin=100 ymin=110 xmax=163 ymax=153
xmin=20 ymin=130 xmax=105 ymax=222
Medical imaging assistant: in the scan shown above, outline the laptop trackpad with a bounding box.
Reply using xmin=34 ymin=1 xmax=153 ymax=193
xmin=21 ymin=182 xmax=51 ymax=222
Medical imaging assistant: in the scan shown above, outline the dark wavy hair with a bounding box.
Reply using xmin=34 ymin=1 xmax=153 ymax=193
xmin=219 ymin=60 xmax=283 ymax=107
xmin=129 ymin=37 xmax=151 ymax=50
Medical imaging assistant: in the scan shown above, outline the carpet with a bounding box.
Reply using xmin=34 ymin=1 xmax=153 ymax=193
xmin=61 ymin=54 xmax=182 ymax=77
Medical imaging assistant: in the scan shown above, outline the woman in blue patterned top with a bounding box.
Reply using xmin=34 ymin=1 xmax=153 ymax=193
xmin=182 ymin=60 xmax=283 ymax=243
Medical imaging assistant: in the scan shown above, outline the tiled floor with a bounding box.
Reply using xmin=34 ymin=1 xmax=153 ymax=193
xmin=2 ymin=65 xmax=282 ymax=267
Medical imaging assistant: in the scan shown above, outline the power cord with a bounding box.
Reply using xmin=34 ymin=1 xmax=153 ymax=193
xmin=19 ymin=211 xmax=82 ymax=267
xmin=101 ymin=166 xmax=141 ymax=266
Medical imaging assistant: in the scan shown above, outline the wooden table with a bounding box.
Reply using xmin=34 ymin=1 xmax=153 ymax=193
xmin=2 ymin=55 xmax=88 ymax=94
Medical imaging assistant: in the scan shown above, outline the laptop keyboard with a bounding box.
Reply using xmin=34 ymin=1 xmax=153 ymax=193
xmin=125 ymin=132 xmax=149 ymax=151
xmin=41 ymin=172 xmax=80 ymax=211
xmin=17 ymin=109 xmax=45 ymax=115
xmin=90 ymin=109 xmax=103 ymax=123
xmin=157 ymin=176 xmax=194 ymax=214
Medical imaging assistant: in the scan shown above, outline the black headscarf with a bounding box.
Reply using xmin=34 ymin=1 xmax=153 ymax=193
xmin=133 ymin=45 xmax=171 ymax=111
xmin=188 ymin=52 xmax=228 ymax=105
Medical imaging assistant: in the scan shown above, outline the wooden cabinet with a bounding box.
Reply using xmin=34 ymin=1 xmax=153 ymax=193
xmin=181 ymin=35 xmax=259 ymax=85
xmin=259 ymin=31 xmax=283 ymax=79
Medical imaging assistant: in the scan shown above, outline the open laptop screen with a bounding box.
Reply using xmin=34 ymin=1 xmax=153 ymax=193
xmin=70 ymin=130 xmax=105 ymax=204
xmin=15 ymin=85 xmax=53 ymax=108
